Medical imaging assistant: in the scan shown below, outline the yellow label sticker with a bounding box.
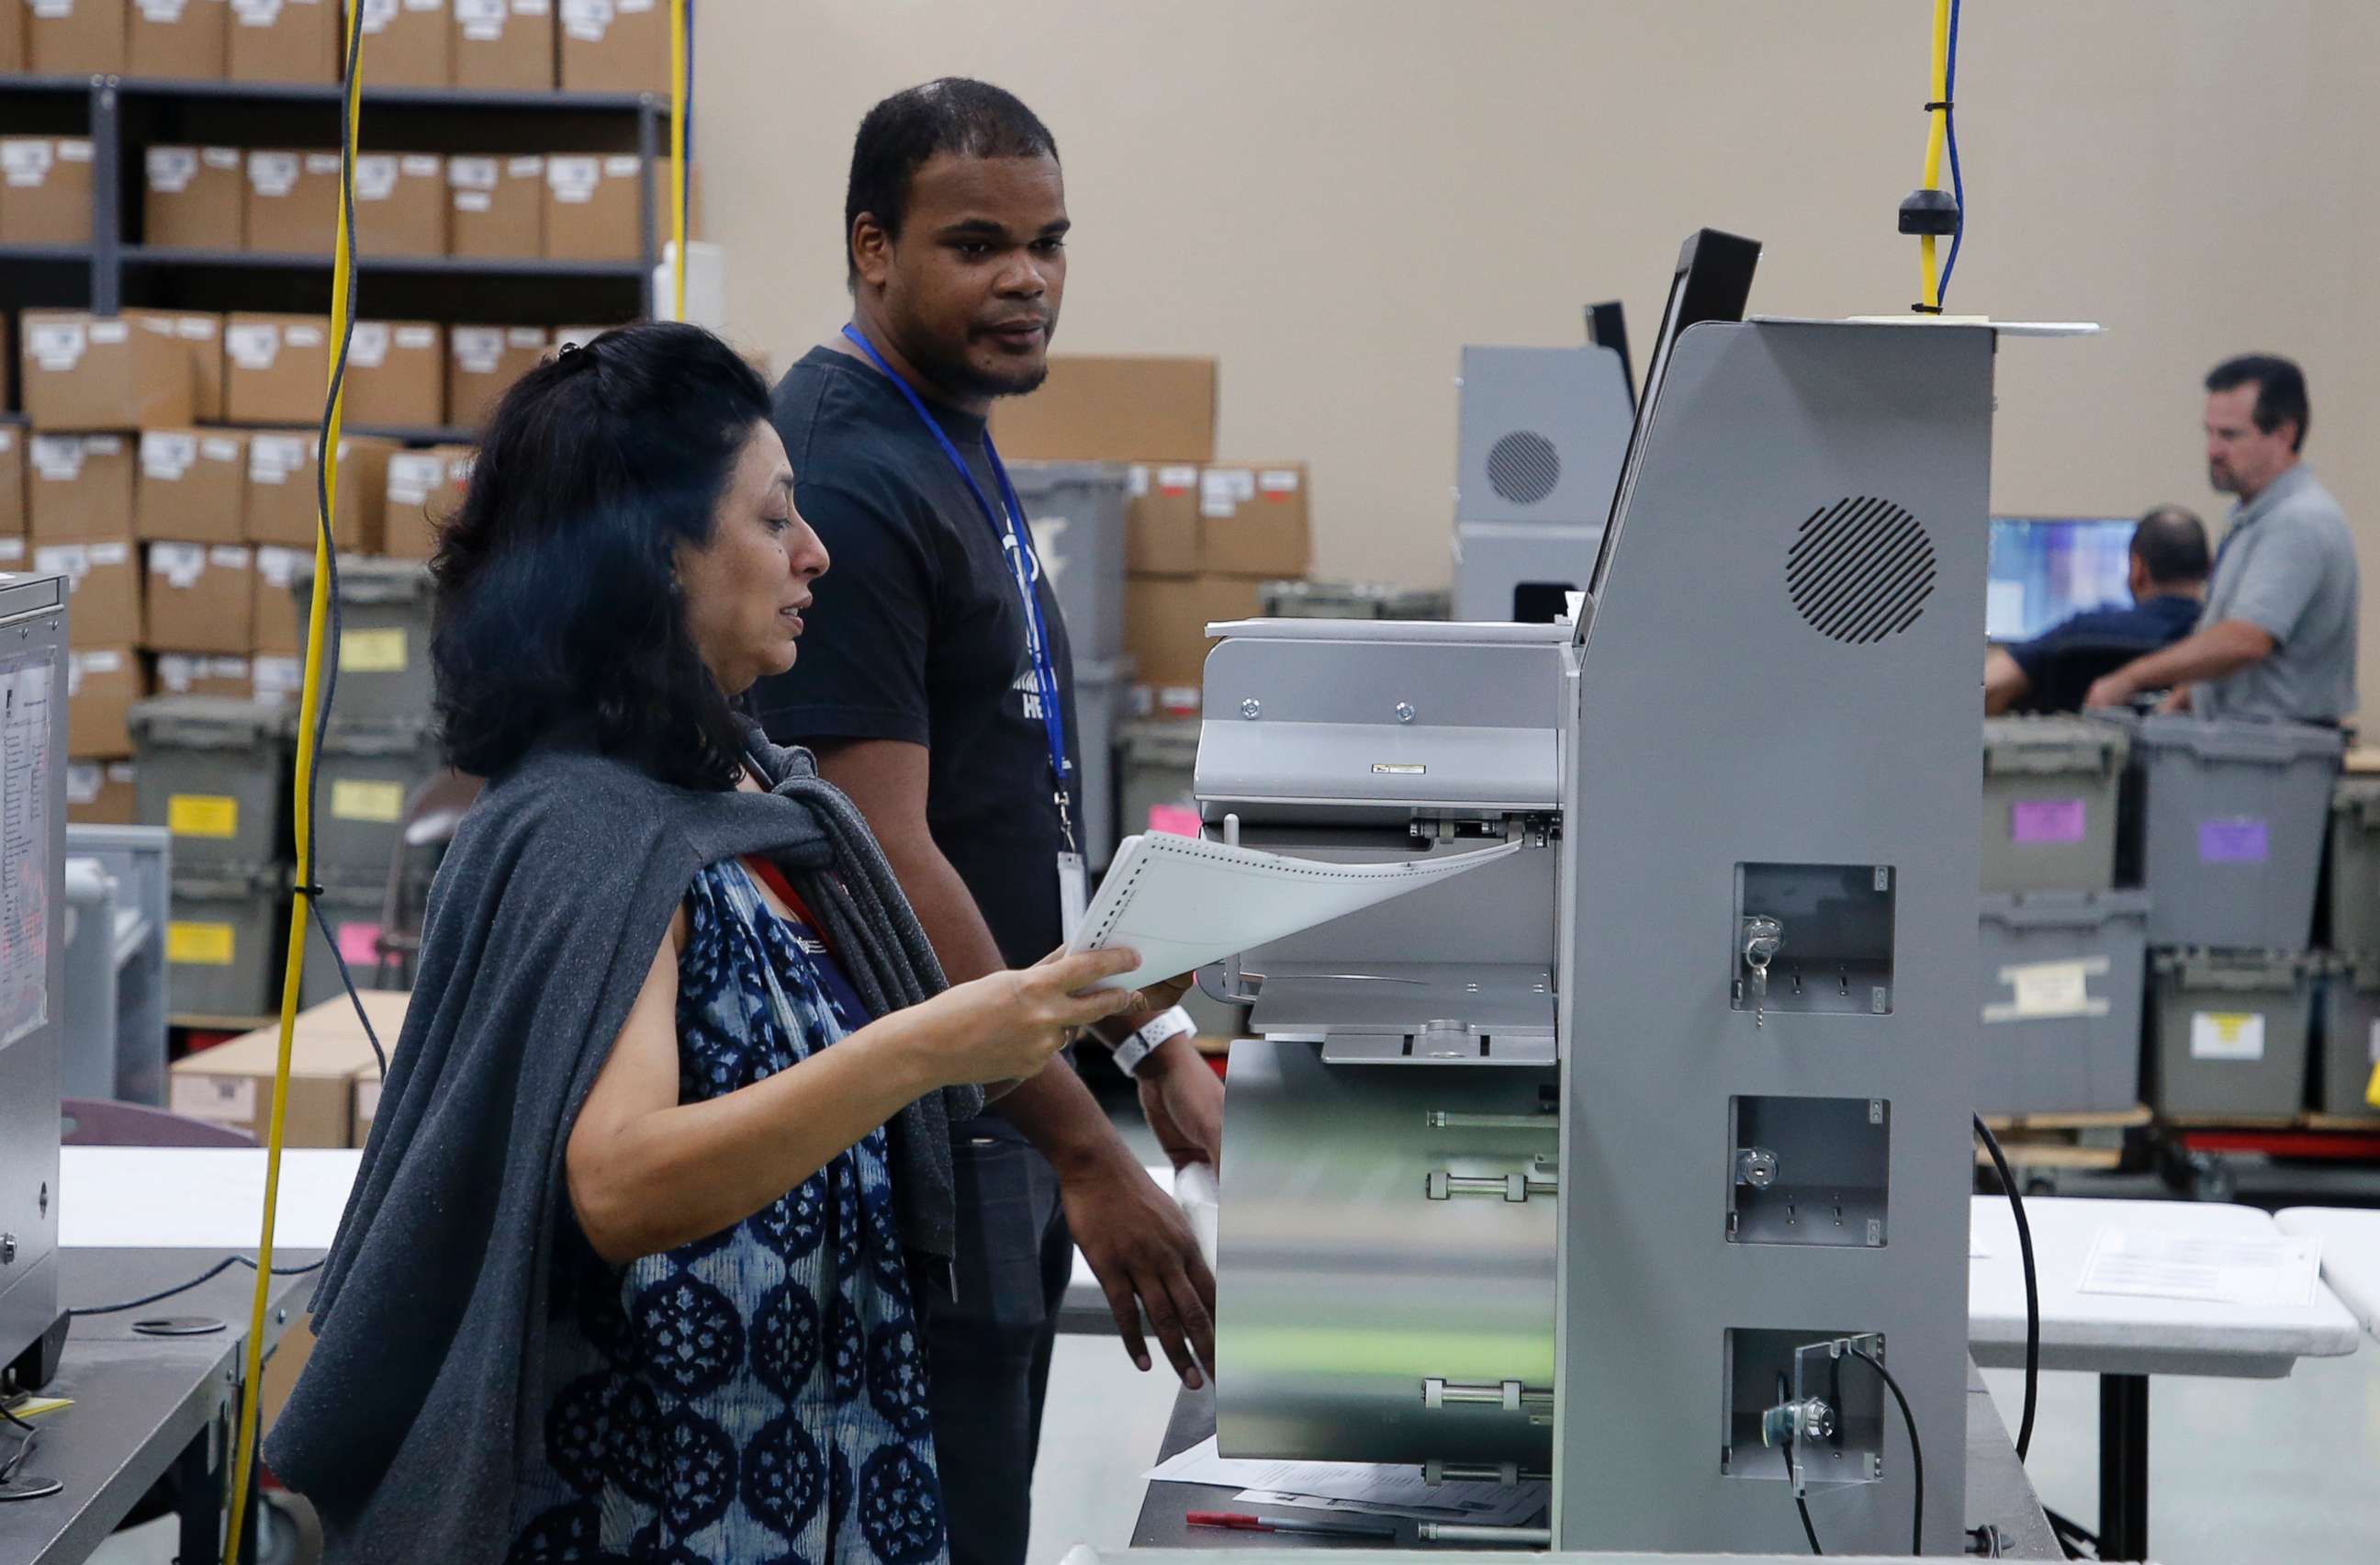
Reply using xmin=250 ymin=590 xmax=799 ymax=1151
xmin=167 ymin=794 xmax=240 ymax=839
xmin=341 ymin=627 xmax=409 ymax=673
xmin=168 ymin=921 xmax=236 ymax=966
xmin=331 ymin=779 xmax=406 ymax=823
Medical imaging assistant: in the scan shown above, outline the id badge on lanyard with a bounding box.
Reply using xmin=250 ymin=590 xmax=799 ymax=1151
xmin=1058 ymin=850 xmax=1088 ymax=944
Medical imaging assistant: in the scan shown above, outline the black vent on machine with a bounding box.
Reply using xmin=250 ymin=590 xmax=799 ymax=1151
xmin=1786 ymin=497 xmax=1938 ymax=644
xmin=1486 ymin=430 xmax=1561 ymax=505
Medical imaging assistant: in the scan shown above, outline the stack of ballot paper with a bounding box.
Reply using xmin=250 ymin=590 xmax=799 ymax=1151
xmin=1145 ymin=1436 xmax=1548 ymax=1526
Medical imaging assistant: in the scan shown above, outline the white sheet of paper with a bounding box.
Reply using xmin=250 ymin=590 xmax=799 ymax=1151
xmin=1072 ymin=833 xmax=1521 ymax=992
xmin=2077 ymin=1227 xmax=2323 ymax=1308
xmin=1144 ymin=1436 xmax=1546 ymax=1526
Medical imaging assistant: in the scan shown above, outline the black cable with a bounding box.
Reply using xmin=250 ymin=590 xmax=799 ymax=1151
xmin=66 ymin=1254 xmax=324 ymax=1319
xmin=1795 ymin=1492 xmax=1824 ymax=1556
xmin=1974 ymin=1114 xmax=2039 ymax=1461
xmin=1849 ymin=1346 xmax=1924 ymax=1557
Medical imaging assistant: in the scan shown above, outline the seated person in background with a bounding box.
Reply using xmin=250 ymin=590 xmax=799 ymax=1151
xmin=1985 ymin=504 xmax=2209 ymax=715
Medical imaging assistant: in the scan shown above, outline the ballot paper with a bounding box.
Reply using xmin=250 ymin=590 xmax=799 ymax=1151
xmin=2077 ymin=1227 xmax=2324 ymax=1308
xmin=1145 ymin=1436 xmax=1548 ymax=1526
xmin=1072 ymin=833 xmax=1522 ymax=992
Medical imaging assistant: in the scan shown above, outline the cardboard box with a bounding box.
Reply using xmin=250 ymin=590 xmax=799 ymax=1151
xmin=145 ymin=146 xmax=247 ymax=250
xmin=138 ymin=429 xmax=247 ymax=543
xmin=446 ymin=325 xmax=545 ymax=431
xmin=0 ymin=426 xmax=25 ymax=540
xmin=1123 ymin=573 xmax=1261 ymax=694
xmin=168 ymin=999 xmax=394 ymax=1145
xmin=155 ymin=651 xmax=253 ymax=698
xmin=338 ymin=991 xmax=410 ymax=1147
xmin=177 ymin=313 xmax=225 ymax=421
xmin=250 ymin=649 xmax=301 ymax=704
xmin=454 ymin=0 xmax=553 ymax=90
xmin=544 ymin=153 xmax=642 ymax=261
xmin=64 ymin=646 xmax=144 ymax=756
xmin=66 ymin=760 xmax=139 ymax=825
xmin=21 ymin=310 xmax=194 ymax=432
xmin=227 ymin=0 xmax=339 ymax=82
xmin=28 ymin=433 xmax=135 ymax=541
xmin=354 ymin=153 xmax=447 ymax=258
xmin=1126 ymin=464 xmax=1201 ymax=577
xmin=224 ymin=313 xmax=331 ymax=423
xmin=249 ymin=545 xmax=305 ymax=653
xmin=1197 ymin=461 xmax=1311 ymax=579
xmin=38 ymin=536 xmax=140 ymax=648
xmin=448 ymin=153 xmax=542 ymax=258
xmin=144 ymin=541 xmax=254 ymax=652
xmin=358 ymin=0 xmax=450 ymax=87
xmin=244 ymin=151 xmax=341 ymax=255
xmin=558 ymin=0 xmax=664 ymax=94
xmin=245 ymin=432 xmax=393 ymax=551
xmin=383 ymin=443 xmax=471 ymax=558
xmin=28 ymin=0 xmax=127 ymax=74
xmin=989 ymin=356 xmax=1218 ymax=464
xmin=344 ymin=321 xmax=445 ymax=426
xmin=130 ymin=0 xmax=228 ymax=78
xmin=0 ymin=139 xmax=96 ymax=247
xmin=0 ymin=0 xmax=22 ymax=70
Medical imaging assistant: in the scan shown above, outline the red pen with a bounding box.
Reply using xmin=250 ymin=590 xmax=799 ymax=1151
xmin=1188 ymin=1510 xmax=1399 ymax=1539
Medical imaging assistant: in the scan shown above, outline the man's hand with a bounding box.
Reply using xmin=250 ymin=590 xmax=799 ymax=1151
xmin=1134 ymin=972 xmax=1196 ymax=1012
xmin=2083 ymin=670 xmax=2137 ymax=711
xmin=1056 ymin=1140 xmax=1217 ymax=1387
xmin=2157 ymin=683 xmax=2194 ymax=715
xmin=1139 ymin=1037 xmax=1224 ymax=1170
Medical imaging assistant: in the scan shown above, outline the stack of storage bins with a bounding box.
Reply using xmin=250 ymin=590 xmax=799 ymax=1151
xmin=1976 ymin=717 xmax=2146 ymax=1115
xmin=2119 ymin=715 xmax=2342 ymax=1117
xmin=2318 ymin=771 xmax=2380 ymax=1121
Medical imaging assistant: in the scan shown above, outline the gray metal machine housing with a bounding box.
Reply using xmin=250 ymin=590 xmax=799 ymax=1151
xmin=1451 ymin=343 xmax=1634 ymax=623
xmin=0 ymin=571 xmax=70 ymax=1393
xmin=1202 ymin=319 xmax=1993 ymax=1554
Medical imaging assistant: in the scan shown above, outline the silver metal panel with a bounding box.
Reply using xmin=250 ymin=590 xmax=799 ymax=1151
xmin=1553 ymin=321 xmax=1990 ymax=1554
xmin=1456 ymin=344 xmax=1633 ymax=528
xmin=1216 ymin=1038 xmax=1556 ymax=1467
xmin=1454 ymin=521 xmax=1601 ymax=622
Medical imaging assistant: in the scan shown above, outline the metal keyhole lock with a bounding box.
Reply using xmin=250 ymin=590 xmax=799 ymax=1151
xmin=1742 ymin=916 xmax=1784 ymax=1028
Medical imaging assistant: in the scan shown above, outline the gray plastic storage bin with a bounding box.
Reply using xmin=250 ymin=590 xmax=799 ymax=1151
xmin=1381 ymin=587 xmax=1452 ymax=622
xmin=167 ymin=864 xmax=286 ymax=1021
xmin=2327 ymin=776 xmax=2380 ymax=956
xmin=290 ymin=557 xmax=437 ymax=726
xmin=2147 ymin=948 xmax=2315 ymax=1119
xmin=1119 ymin=718 xmax=1201 ymax=842
xmin=1980 ymin=716 xmax=2128 ymax=894
xmin=2317 ymin=955 xmax=2380 ymax=1120
xmin=1261 ymin=580 xmax=1384 ymax=620
xmin=313 ymin=719 xmax=443 ymax=881
xmin=2120 ymin=715 xmax=2342 ymax=949
xmin=130 ymin=697 xmax=293 ymax=872
xmin=299 ymin=883 xmax=395 ymax=1012
xmin=1073 ymin=658 xmax=1129 ymax=873
xmin=1007 ymin=461 xmax=1128 ymax=665
xmin=1976 ymin=891 xmax=2150 ymax=1115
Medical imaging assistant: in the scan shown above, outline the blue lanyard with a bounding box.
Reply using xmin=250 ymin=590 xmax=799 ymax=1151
xmin=840 ymin=323 xmax=1076 ymax=850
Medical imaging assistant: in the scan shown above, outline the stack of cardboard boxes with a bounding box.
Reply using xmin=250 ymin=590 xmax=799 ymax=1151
xmin=4 ymin=0 xmax=669 ymax=90
xmin=991 ymin=355 xmax=1312 ymax=717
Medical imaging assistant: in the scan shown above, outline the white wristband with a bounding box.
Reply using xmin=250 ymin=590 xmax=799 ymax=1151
xmin=1110 ymin=1005 xmax=1196 ymax=1079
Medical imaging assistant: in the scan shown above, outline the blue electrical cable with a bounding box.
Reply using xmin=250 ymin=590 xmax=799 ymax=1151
xmin=1937 ymin=0 xmax=1967 ymax=304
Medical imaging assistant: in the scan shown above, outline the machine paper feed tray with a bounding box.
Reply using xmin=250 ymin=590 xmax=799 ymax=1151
xmin=1071 ymin=833 xmax=1521 ymax=993
xmin=1249 ymin=963 xmax=1556 ymax=1064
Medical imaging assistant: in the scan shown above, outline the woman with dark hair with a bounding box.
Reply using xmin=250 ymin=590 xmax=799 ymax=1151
xmin=264 ymin=322 xmax=1153 ymax=1565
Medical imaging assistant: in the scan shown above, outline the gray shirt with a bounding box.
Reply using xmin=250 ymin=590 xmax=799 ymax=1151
xmin=2196 ymin=465 xmax=2359 ymax=723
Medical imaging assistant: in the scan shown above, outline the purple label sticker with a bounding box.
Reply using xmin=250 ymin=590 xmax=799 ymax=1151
xmin=2199 ymin=818 xmax=2270 ymax=864
xmin=2011 ymin=799 xmax=2087 ymax=845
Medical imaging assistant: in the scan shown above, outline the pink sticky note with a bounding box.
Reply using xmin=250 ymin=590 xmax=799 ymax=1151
xmin=2010 ymin=799 xmax=2087 ymax=845
xmin=1148 ymin=804 xmax=1201 ymax=838
xmin=336 ymin=922 xmax=384 ymax=966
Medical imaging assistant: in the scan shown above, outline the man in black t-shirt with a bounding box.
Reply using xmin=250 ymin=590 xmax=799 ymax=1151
xmin=750 ymin=80 xmax=1223 ymax=1565
xmin=1983 ymin=505 xmax=2209 ymax=714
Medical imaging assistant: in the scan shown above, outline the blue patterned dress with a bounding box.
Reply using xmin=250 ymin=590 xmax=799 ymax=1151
xmin=507 ymin=861 xmax=947 ymax=1564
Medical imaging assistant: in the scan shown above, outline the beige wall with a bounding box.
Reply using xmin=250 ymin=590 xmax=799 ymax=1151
xmin=700 ymin=1 xmax=2380 ymax=709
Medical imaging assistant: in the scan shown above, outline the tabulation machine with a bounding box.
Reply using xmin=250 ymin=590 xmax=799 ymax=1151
xmin=1199 ymin=236 xmax=1997 ymax=1555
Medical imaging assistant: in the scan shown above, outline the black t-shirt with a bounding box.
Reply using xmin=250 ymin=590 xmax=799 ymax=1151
xmin=751 ymin=345 xmax=1080 ymax=970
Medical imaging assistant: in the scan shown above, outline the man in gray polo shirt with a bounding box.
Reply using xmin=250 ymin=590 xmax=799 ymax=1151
xmin=2087 ymin=355 xmax=2358 ymax=723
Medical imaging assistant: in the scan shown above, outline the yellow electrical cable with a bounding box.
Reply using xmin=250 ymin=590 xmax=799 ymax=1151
xmin=1918 ymin=0 xmax=1950 ymax=310
xmin=221 ymin=3 xmax=365 ymax=1557
xmin=670 ymin=0 xmax=689 ymax=322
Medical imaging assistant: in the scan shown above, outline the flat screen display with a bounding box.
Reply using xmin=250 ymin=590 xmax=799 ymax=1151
xmin=1985 ymin=517 xmax=2137 ymax=642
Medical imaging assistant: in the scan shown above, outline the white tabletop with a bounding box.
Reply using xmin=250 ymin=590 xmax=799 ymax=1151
xmin=1969 ymin=1194 xmax=2363 ymax=1378
xmin=59 ymin=1146 xmax=362 ymax=1250
xmin=2274 ymin=1207 xmax=2380 ymax=1341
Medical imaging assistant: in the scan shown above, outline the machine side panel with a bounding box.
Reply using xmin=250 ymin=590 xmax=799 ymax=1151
xmin=1554 ymin=322 xmax=1988 ymax=1554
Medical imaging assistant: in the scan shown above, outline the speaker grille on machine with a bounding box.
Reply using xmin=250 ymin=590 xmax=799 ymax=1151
xmin=1787 ymin=497 xmax=1938 ymax=645
xmin=1486 ymin=430 xmax=1562 ymax=505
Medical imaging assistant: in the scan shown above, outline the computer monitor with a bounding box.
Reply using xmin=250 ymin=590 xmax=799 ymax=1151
xmin=1582 ymin=230 xmax=1761 ymax=616
xmin=1985 ymin=516 xmax=2139 ymax=643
